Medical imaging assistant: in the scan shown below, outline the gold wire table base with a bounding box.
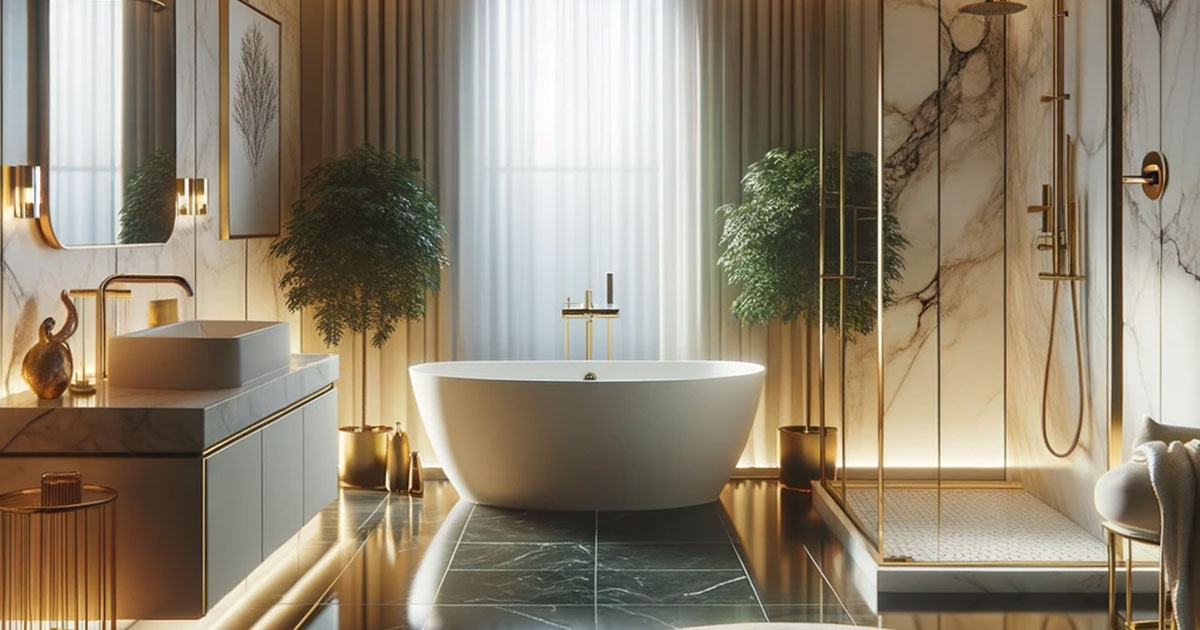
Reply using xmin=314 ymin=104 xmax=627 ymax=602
xmin=0 ymin=479 xmax=118 ymax=630
xmin=1106 ymin=522 xmax=1172 ymax=630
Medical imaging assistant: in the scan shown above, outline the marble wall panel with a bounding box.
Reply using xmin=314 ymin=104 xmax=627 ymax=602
xmin=880 ymin=0 xmax=941 ymax=474
xmin=937 ymin=0 xmax=1005 ymax=473
xmin=1005 ymin=0 xmax=1112 ymax=536
xmin=1158 ymin=1 xmax=1200 ymax=430
xmin=1119 ymin=0 xmax=1162 ymax=454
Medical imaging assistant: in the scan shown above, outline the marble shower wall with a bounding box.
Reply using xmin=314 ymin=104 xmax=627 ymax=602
xmin=1005 ymin=0 xmax=1111 ymax=535
xmin=1122 ymin=0 xmax=1200 ymax=443
xmin=0 ymin=0 xmax=301 ymax=399
xmin=839 ymin=0 xmax=1007 ymax=476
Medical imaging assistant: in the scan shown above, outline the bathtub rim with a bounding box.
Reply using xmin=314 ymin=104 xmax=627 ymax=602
xmin=408 ymin=359 xmax=765 ymax=384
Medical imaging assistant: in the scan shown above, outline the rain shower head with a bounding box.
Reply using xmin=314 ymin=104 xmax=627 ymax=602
xmin=958 ymin=0 xmax=1027 ymax=15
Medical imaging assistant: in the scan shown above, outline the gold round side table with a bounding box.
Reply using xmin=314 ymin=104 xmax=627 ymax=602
xmin=0 ymin=473 xmax=118 ymax=630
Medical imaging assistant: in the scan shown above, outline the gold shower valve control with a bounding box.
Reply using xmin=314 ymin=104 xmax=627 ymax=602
xmin=1122 ymin=151 xmax=1168 ymax=201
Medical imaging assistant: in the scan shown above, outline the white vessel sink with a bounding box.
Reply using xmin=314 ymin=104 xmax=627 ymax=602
xmin=107 ymin=321 xmax=290 ymax=390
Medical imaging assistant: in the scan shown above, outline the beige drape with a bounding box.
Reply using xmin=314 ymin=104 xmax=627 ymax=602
xmin=301 ymin=0 xmax=820 ymax=468
xmin=300 ymin=0 xmax=460 ymax=459
xmin=694 ymin=0 xmax=820 ymax=466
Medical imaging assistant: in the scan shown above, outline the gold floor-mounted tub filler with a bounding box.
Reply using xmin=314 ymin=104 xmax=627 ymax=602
xmin=562 ymin=272 xmax=620 ymax=360
xmin=0 ymin=472 xmax=118 ymax=630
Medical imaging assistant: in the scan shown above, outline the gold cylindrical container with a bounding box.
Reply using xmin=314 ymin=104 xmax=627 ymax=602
xmin=0 ymin=474 xmax=118 ymax=630
xmin=148 ymin=298 xmax=180 ymax=328
xmin=385 ymin=424 xmax=411 ymax=494
xmin=408 ymin=451 xmax=424 ymax=496
xmin=779 ymin=426 xmax=838 ymax=491
xmin=339 ymin=425 xmax=394 ymax=490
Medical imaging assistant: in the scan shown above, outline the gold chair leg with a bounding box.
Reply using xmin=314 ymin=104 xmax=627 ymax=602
xmin=1108 ymin=528 xmax=1118 ymax=630
xmin=1158 ymin=551 xmax=1169 ymax=630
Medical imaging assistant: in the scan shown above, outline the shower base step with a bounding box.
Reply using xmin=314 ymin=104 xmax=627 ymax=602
xmin=811 ymin=483 xmax=1160 ymax=605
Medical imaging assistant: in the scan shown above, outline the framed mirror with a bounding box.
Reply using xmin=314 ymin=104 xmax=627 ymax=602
xmin=35 ymin=0 xmax=177 ymax=248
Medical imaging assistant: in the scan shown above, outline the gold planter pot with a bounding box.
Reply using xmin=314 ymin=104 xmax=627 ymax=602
xmin=779 ymin=426 xmax=838 ymax=491
xmin=339 ymin=425 xmax=394 ymax=490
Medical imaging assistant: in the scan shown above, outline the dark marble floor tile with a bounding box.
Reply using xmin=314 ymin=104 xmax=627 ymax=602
xmin=597 ymin=570 xmax=758 ymax=605
xmin=424 ymin=605 xmax=597 ymax=630
xmin=596 ymin=605 xmax=766 ymax=629
xmin=451 ymin=542 xmax=595 ymax=571
xmin=596 ymin=543 xmax=741 ymax=571
xmin=598 ymin=504 xmax=728 ymax=543
xmin=464 ymin=506 xmax=596 ymax=543
xmin=436 ymin=570 xmax=595 ymax=605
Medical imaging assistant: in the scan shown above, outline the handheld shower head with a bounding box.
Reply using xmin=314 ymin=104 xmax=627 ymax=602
xmin=958 ymin=0 xmax=1027 ymax=15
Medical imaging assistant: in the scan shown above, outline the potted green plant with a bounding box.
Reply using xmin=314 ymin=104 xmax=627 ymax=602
xmin=271 ymin=144 xmax=448 ymax=489
xmin=717 ymin=146 xmax=907 ymax=488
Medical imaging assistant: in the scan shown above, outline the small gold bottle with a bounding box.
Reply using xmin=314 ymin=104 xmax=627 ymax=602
xmin=408 ymin=451 xmax=424 ymax=496
xmin=385 ymin=423 xmax=411 ymax=494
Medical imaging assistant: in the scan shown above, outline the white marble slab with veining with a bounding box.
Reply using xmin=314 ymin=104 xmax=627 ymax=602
xmin=0 ymin=353 xmax=337 ymax=455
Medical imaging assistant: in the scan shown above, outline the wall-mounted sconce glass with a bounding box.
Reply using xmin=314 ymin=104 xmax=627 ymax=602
xmin=175 ymin=177 xmax=208 ymax=216
xmin=3 ymin=165 xmax=41 ymax=219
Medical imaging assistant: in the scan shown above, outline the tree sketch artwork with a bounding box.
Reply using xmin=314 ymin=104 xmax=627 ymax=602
xmin=225 ymin=1 xmax=280 ymax=238
xmin=233 ymin=22 xmax=277 ymax=181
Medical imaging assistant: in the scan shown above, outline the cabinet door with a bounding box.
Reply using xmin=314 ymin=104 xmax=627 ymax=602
xmin=303 ymin=390 xmax=339 ymax=523
xmin=205 ymin=433 xmax=262 ymax=610
xmin=262 ymin=409 xmax=304 ymax=556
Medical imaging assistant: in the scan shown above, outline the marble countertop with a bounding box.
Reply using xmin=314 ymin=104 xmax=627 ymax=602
xmin=0 ymin=354 xmax=338 ymax=456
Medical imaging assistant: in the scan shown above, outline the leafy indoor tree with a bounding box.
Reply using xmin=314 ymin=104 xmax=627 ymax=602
xmin=271 ymin=144 xmax=448 ymax=426
xmin=717 ymin=147 xmax=907 ymax=338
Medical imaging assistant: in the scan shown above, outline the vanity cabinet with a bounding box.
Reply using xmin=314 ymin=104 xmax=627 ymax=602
xmin=204 ymin=391 xmax=338 ymax=611
xmin=206 ymin=432 xmax=264 ymax=605
xmin=0 ymin=355 xmax=340 ymax=620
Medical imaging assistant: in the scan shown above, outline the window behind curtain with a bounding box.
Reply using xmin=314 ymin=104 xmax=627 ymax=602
xmin=454 ymin=0 xmax=672 ymax=360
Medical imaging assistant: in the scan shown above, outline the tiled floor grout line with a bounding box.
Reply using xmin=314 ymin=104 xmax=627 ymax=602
xmin=801 ymin=544 xmax=856 ymax=625
xmin=423 ymin=502 xmax=478 ymax=630
xmin=715 ymin=505 xmax=768 ymax=621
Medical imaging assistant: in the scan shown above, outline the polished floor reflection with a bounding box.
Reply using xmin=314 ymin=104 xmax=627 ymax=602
xmin=126 ymin=480 xmax=1113 ymax=629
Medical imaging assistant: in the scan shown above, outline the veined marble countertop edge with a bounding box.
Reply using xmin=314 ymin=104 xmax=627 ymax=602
xmin=0 ymin=353 xmax=339 ymax=456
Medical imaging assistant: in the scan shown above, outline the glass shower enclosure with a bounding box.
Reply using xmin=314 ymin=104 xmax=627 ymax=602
xmin=813 ymin=0 xmax=1111 ymax=567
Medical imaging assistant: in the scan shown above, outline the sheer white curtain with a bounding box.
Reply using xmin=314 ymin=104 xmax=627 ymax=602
xmin=454 ymin=0 xmax=696 ymax=360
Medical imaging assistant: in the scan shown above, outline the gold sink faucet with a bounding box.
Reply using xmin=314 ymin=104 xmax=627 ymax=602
xmin=96 ymin=274 xmax=194 ymax=380
xmin=561 ymin=272 xmax=620 ymax=360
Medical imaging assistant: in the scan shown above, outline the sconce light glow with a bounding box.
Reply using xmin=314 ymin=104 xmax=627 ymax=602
xmin=3 ymin=165 xmax=41 ymax=219
xmin=176 ymin=177 xmax=209 ymax=216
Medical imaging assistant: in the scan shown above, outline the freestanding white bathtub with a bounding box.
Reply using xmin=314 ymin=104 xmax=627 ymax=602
xmin=409 ymin=361 xmax=765 ymax=511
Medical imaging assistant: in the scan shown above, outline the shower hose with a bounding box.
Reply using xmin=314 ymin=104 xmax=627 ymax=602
xmin=1041 ymin=276 xmax=1085 ymax=458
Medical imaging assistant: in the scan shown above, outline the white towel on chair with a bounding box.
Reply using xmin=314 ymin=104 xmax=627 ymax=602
xmin=1135 ymin=439 xmax=1200 ymax=629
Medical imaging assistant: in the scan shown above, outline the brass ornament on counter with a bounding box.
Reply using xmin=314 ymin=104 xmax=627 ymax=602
xmin=385 ymin=423 xmax=411 ymax=494
xmin=21 ymin=290 xmax=78 ymax=399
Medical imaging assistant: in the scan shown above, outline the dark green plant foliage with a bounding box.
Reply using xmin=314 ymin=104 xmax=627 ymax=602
xmin=270 ymin=144 xmax=448 ymax=348
xmin=717 ymin=147 xmax=908 ymax=337
xmin=118 ymin=150 xmax=176 ymax=244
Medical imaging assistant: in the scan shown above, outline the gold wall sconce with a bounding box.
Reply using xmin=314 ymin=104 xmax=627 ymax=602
xmin=3 ymin=165 xmax=41 ymax=219
xmin=176 ymin=177 xmax=208 ymax=216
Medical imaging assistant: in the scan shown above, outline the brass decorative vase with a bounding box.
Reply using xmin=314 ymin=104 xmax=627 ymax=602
xmin=385 ymin=423 xmax=411 ymax=494
xmin=339 ymin=425 xmax=395 ymax=490
xmin=408 ymin=451 xmax=424 ymax=496
xmin=779 ymin=426 xmax=838 ymax=491
xmin=21 ymin=290 xmax=78 ymax=400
